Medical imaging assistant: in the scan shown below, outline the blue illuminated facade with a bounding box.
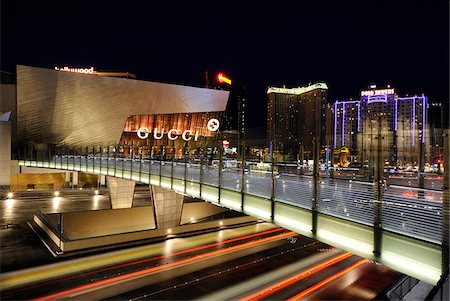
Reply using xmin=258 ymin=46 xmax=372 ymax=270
xmin=334 ymin=87 xmax=428 ymax=166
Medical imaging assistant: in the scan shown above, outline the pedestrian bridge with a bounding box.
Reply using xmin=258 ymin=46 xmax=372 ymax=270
xmin=19 ymin=156 xmax=446 ymax=285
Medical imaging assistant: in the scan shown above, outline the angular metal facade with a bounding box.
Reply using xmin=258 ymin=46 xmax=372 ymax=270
xmin=16 ymin=65 xmax=229 ymax=147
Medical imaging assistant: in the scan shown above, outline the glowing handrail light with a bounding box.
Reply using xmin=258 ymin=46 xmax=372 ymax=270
xmin=217 ymin=73 xmax=232 ymax=85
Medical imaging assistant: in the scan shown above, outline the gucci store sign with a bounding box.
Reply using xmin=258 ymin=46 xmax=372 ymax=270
xmin=137 ymin=118 xmax=220 ymax=141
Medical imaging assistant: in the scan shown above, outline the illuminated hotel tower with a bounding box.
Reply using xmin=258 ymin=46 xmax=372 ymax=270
xmin=334 ymin=86 xmax=428 ymax=166
xmin=267 ymin=83 xmax=329 ymax=161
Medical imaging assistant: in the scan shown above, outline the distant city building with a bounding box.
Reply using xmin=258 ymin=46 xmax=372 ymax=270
xmin=209 ymin=72 xmax=247 ymax=156
xmin=267 ymin=83 xmax=330 ymax=161
xmin=334 ymin=86 xmax=429 ymax=166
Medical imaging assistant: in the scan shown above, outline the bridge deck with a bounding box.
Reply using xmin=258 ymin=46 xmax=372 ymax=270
xmin=19 ymin=157 xmax=444 ymax=284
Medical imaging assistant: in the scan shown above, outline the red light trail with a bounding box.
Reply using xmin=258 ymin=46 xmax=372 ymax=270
xmin=239 ymin=252 xmax=353 ymax=301
xmin=33 ymin=230 xmax=295 ymax=301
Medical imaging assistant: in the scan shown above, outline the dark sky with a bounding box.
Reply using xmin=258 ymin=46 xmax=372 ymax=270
xmin=2 ymin=0 xmax=449 ymax=128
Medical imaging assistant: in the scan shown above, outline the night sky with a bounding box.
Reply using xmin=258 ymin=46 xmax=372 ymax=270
xmin=2 ymin=0 xmax=449 ymax=128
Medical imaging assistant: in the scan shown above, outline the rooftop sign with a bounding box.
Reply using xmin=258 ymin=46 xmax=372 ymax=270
xmin=55 ymin=66 xmax=95 ymax=74
xmin=361 ymin=88 xmax=395 ymax=96
xmin=267 ymin=83 xmax=328 ymax=95
xmin=217 ymin=73 xmax=232 ymax=85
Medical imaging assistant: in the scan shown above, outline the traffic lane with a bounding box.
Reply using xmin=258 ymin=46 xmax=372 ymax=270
xmin=2 ymin=225 xmax=286 ymax=299
xmin=1 ymin=222 xmax=279 ymax=292
xmin=305 ymin=261 xmax=402 ymax=300
xmin=105 ymin=237 xmax=333 ymax=300
xmin=239 ymin=255 xmax=363 ymax=301
xmin=48 ymin=231 xmax=297 ymax=300
xmin=284 ymin=259 xmax=402 ymax=301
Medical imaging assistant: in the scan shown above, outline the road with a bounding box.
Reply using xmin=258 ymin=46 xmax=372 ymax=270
xmin=1 ymin=222 xmax=402 ymax=300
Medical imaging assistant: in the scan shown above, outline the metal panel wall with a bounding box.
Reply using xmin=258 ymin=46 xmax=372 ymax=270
xmin=17 ymin=65 xmax=229 ymax=147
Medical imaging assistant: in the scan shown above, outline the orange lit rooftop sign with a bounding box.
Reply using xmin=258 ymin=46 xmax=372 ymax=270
xmin=54 ymin=66 xmax=137 ymax=78
xmin=55 ymin=66 xmax=95 ymax=74
xmin=217 ymin=73 xmax=232 ymax=85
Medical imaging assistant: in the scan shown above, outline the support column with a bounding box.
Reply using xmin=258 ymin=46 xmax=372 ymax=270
xmin=65 ymin=172 xmax=71 ymax=185
xmin=442 ymin=130 xmax=449 ymax=274
xmin=99 ymin=174 xmax=106 ymax=187
xmin=107 ymin=176 xmax=135 ymax=209
xmin=72 ymin=171 xmax=78 ymax=188
xmin=150 ymin=185 xmax=184 ymax=229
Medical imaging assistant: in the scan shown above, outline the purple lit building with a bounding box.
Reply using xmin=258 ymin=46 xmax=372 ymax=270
xmin=334 ymin=86 xmax=428 ymax=166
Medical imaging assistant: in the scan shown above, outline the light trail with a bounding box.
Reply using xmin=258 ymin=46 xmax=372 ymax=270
xmin=5 ymin=227 xmax=285 ymax=295
xmin=0 ymin=223 xmax=278 ymax=290
xmin=33 ymin=231 xmax=296 ymax=301
xmin=286 ymin=258 xmax=369 ymax=301
xmin=239 ymin=252 xmax=353 ymax=301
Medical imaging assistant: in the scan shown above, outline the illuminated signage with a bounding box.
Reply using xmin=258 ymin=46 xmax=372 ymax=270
xmin=137 ymin=118 xmax=220 ymax=141
xmin=361 ymin=88 xmax=394 ymax=96
xmin=55 ymin=66 xmax=95 ymax=74
xmin=207 ymin=118 xmax=220 ymax=131
xmin=217 ymin=73 xmax=232 ymax=85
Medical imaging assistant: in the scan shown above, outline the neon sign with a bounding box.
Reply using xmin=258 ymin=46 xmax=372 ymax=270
xmin=217 ymin=73 xmax=232 ymax=85
xmin=361 ymin=88 xmax=394 ymax=96
xmin=137 ymin=118 xmax=220 ymax=141
xmin=54 ymin=66 xmax=95 ymax=74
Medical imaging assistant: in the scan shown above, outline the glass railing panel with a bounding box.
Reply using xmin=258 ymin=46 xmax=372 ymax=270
xmin=275 ymin=173 xmax=312 ymax=210
xmin=317 ymin=177 xmax=374 ymax=226
xmin=383 ymin=185 xmax=442 ymax=243
xmin=202 ymin=163 xmax=219 ymax=187
xmin=244 ymin=169 xmax=270 ymax=198
xmin=160 ymin=160 xmax=172 ymax=178
xmin=220 ymin=167 xmax=242 ymax=192
xmin=186 ymin=158 xmax=201 ymax=183
xmin=172 ymin=160 xmax=185 ymax=180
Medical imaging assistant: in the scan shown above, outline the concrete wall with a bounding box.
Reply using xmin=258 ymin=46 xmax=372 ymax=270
xmin=50 ymin=206 xmax=156 ymax=240
xmin=180 ymin=202 xmax=229 ymax=225
xmin=10 ymin=172 xmax=66 ymax=190
xmin=151 ymin=185 xmax=184 ymax=228
xmin=107 ymin=176 xmax=135 ymax=209
xmin=0 ymin=119 xmax=11 ymax=185
xmin=35 ymin=214 xmax=258 ymax=252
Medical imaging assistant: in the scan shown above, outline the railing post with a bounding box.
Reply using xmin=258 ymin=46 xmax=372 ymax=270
xmin=199 ymin=150 xmax=204 ymax=198
xmin=170 ymin=146 xmax=174 ymax=190
xmin=312 ymin=136 xmax=320 ymax=237
xmin=218 ymin=136 xmax=223 ymax=204
xmin=148 ymin=138 xmax=153 ymax=180
xmin=184 ymin=145 xmax=188 ymax=194
xmin=159 ymin=146 xmax=163 ymax=186
xmin=373 ymin=118 xmax=384 ymax=259
xmin=106 ymin=145 xmax=110 ymax=175
xmin=139 ymin=146 xmax=143 ymax=183
xmin=129 ymin=145 xmax=133 ymax=179
xmin=442 ymin=130 xmax=449 ymax=274
xmin=114 ymin=145 xmax=117 ymax=176
xmin=241 ymin=139 xmax=246 ymax=211
xmin=270 ymin=141 xmax=275 ymax=221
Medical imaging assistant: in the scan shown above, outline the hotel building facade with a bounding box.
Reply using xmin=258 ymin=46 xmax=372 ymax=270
xmin=334 ymin=86 xmax=429 ymax=167
xmin=267 ymin=83 xmax=332 ymax=161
